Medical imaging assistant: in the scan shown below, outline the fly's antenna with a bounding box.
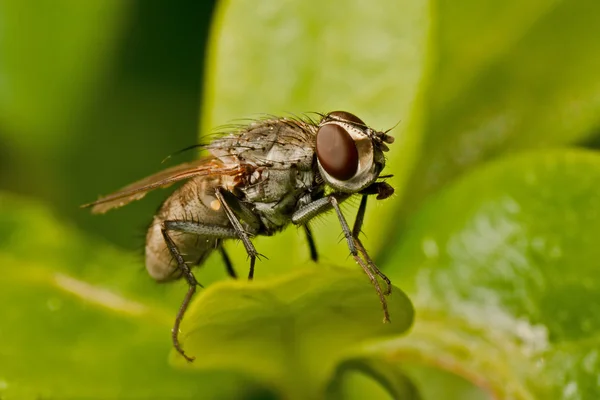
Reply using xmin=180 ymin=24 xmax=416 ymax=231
xmin=384 ymin=119 xmax=402 ymax=135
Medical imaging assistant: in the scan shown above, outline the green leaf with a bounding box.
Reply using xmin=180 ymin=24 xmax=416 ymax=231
xmin=375 ymin=149 xmax=600 ymax=399
xmin=172 ymin=267 xmax=414 ymax=399
xmin=397 ymin=0 xmax=600 ymax=217
xmin=0 ymin=194 xmax=273 ymax=399
xmin=200 ymin=0 xmax=431 ymax=272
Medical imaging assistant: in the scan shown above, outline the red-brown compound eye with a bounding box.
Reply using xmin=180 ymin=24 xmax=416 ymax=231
xmin=328 ymin=111 xmax=365 ymax=126
xmin=316 ymin=124 xmax=359 ymax=181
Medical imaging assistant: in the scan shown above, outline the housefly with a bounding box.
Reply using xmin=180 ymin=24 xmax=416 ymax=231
xmin=83 ymin=111 xmax=395 ymax=361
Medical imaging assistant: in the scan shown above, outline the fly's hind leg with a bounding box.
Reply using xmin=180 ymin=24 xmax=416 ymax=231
xmin=162 ymin=221 xmax=241 ymax=362
xmin=163 ymin=189 xmax=262 ymax=361
xmin=161 ymin=228 xmax=200 ymax=362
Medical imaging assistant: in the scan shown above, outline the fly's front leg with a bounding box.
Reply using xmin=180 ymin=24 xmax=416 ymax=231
xmin=162 ymin=220 xmax=241 ymax=362
xmin=329 ymin=197 xmax=390 ymax=323
xmin=291 ymin=195 xmax=351 ymax=252
xmin=214 ymin=188 xmax=263 ymax=280
xmin=292 ymin=195 xmax=390 ymax=323
xmin=353 ymin=195 xmax=392 ymax=296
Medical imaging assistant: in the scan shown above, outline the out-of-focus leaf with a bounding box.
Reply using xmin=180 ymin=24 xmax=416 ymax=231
xmin=0 ymin=193 xmax=413 ymax=399
xmin=400 ymin=365 xmax=490 ymax=400
xmin=0 ymin=3 xmax=214 ymax=255
xmin=327 ymin=357 xmax=421 ymax=400
xmin=373 ymin=150 xmax=600 ymax=399
xmin=327 ymin=356 xmax=490 ymax=400
xmin=0 ymin=0 xmax=130 ymax=145
xmin=0 ymin=194 xmax=272 ymax=399
xmin=396 ymin=0 xmax=600 ymax=222
xmin=200 ymin=0 xmax=431 ymax=274
xmin=172 ymin=267 xmax=414 ymax=399
xmin=431 ymin=0 xmax=560 ymax=105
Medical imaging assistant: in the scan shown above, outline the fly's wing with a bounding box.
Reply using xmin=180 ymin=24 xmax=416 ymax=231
xmin=81 ymin=157 xmax=243 ymax=214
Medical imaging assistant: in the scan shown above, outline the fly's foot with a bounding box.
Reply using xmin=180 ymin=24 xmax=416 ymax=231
xmin=381 ymin=276 xmax=392 ymax=296
xmin=253 ymin=252 xmax=269 ymax=262
xmin=245 ymin=251 xmax=268 ymax=280
xmin=181 ymin=351 xmax=196 ymax=363
xmin=172 ymin=326 xmax=196 ymax=362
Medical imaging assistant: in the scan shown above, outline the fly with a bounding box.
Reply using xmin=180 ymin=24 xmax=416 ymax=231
xmin=82 ymin=111 xmax=396 ymax=361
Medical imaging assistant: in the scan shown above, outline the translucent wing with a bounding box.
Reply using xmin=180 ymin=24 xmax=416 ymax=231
xmin=81 ymin=157 xmax=243 ymax=214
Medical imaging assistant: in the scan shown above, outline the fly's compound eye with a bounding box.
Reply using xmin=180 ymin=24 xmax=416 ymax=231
xmin=328 ymin=111 xmax=365 ymax=126
xmin=316 ymin=124 xmax=359 ymax=181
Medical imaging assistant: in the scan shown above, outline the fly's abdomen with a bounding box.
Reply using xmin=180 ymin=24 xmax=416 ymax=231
xmin=145 ymin=217 xmax=220 ymax=282
xmin=145 ymin=176 xmax=232 ymax=282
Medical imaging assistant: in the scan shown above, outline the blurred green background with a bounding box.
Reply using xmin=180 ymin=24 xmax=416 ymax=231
xmin=0 ymin=0 xmax=216 ymax=249
xmin=2 ymin=0 xmax=600 ymax=399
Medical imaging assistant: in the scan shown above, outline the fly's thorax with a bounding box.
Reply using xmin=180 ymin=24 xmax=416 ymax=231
xmin=240 ymin=164 xmax=313 ymax=203
xmin=315 ymin=111 xmax=393 ymax=194
xmin=209 ymin=117 xmax=316 ymax=169
xmin=239 ymin=164 xmax=315 ymax=233
xmin=145 ymin=175 xmax=232 ymax=282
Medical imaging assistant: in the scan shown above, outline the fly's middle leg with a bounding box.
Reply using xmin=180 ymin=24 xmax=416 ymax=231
xmin=303 ymin=224 xmax=318 ymax=262
xmin=219 ymin=244 xmax=236 ymax=278
xmin=214 ymin=188 xmax=263 ymax=280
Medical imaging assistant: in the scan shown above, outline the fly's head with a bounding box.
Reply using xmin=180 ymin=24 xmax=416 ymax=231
xmin=315 ymin=111 xmax=394 ymax=194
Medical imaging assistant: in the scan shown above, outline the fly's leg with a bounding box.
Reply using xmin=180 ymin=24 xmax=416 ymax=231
xmin=352 ymin=195 xmax=392 ymax=295
xmin=291 ymin=195 xmax=352 ymax=253
xmin=328 ymin=197 xmax=390 ymax=323
xmin=161 ymin=228 xmax=200 ymax=362
xmin=162 ymin=221 xmax=241 ymax=362
xmin=219 ymin=244 xmax=237 ymax=278
xmin=218 ymin=189 xmax=261 ymax=232
xmin=214 ymin=188 xmax=263 ymax=280
xmin=351 ymin=194 xmax=368 ymax=238
xmin=291 ymin=195 xmax=390 ymax=323
xmin=304 ymin=224 xmax=318 ymax=262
